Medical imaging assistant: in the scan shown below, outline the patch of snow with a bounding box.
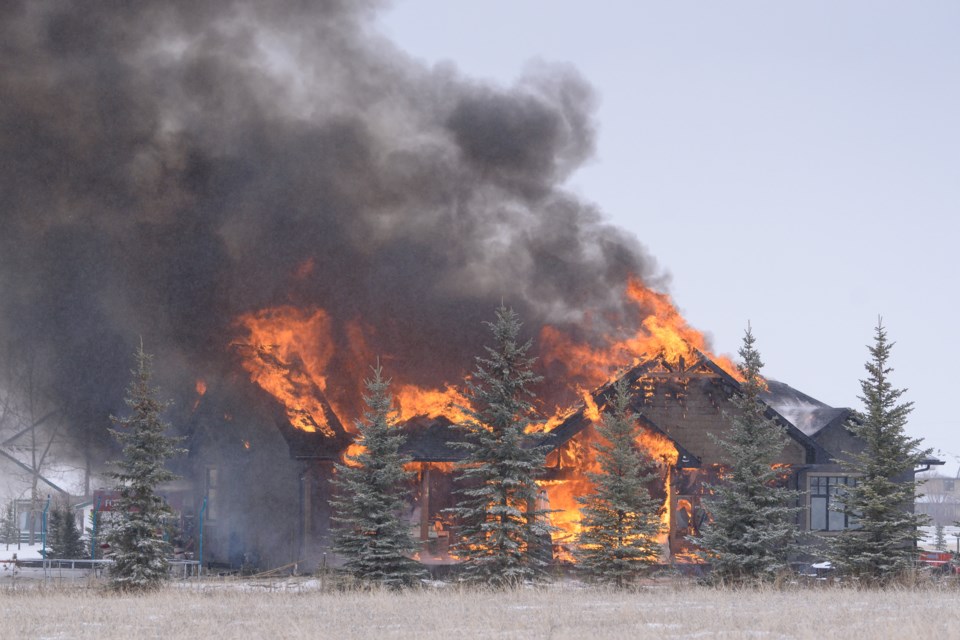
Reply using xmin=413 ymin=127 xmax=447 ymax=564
xmin=0 ymin=543 xmax=46 ymax=561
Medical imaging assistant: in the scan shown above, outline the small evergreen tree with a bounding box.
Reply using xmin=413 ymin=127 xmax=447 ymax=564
xmin=696 ymin=324 xmax=799 ymax=582
xmin=448 ymin=305 xmax=553 ymax=586
xmin=104 ymin=343 xmax=185 ymax=592
xmin=1 ymin=500 xmax=18 ymax=548
xmin=830 ymin=320 xmax=931 ymax=581
xmin=46 ymin=505 xmax=61 ymax=556
xmin=575 ymin=378 xmax=664 ymax=586
xmin=47 ymin=502 xmax=85 ymax=559
xmin=934 ymin=522 xmax=947 ymax=552
xmin=330 ymin=363 xmax=424 ymax=589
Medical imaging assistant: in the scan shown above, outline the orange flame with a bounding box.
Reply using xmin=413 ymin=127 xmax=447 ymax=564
xmin=541 ymin=417 xmax=677 ymax=563
xmin=638 ymin=429 xmax=678 ymax=536
xmin=541 ymin=276 xmax=741 ymax=390
xmin=342 ymin=442 xmax=365 ymax=468
xmin=234 ymin=305 xmax=475 ymax=432
xmin=394 ymin=384 xmax=470 ymax=423
xmin=234 ymin=306 xmax=336 ymax=434
xmin=192 ymin=379 xmax=207 ymax=411
xmin=638 ymin=428 xmax=679 ymax=467
xmin=404 ymin=461 xmax=455 ymax=473
xmin=581 ymin=389 xmax=601 ymax=423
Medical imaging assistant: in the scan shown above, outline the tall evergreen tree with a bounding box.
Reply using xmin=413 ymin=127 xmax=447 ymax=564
xmin=696 ymin=324 xmax=799 ymax=582
xmin=330 ymin=364 xmax=424 ymax=589
xmin=575 ymin=378 xmax=664 ymax=586
xmin=1 ymin=500 xmax=18 ymax=548
xmin=830 ymin=320 xmax=931 ymax=581
xmin=104 ymin=343 xmax=185 ymax=592
xmin=47 ymin=502 xmax=85 ymax=559
xmin=449 ymin=306 xmax=553 ymax=586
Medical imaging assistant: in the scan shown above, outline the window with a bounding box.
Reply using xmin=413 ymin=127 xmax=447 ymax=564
xmin=944 ymin=479 xmax=955 ymax=493
xmin=809 ymin=476 xmax=857 ymax=531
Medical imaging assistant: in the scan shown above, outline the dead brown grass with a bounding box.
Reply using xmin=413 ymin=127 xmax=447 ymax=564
xmin=3 ymin=579 xmax=960 ymax=639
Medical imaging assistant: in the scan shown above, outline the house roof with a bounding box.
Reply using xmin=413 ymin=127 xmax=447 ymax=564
xmin=284 ymin=347 xmax=840 ymax=465
xmin=539 ymin=349 xmax=832 ymax=465
xmin=397 ymin=415 xmax=553 ymax=463
xmin=389 ymin=348 xmax=834 ymax=467
xmin=398 ymin=415 xmax=469 ymax=462
xmin=761 ymin=380 xmax=850 ymax=437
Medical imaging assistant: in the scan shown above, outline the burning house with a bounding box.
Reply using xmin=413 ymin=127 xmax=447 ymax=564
xmin=0 ymin=2 xmax=937 ymax=573
xmin=186 ymin=298 xmax=933 ymax=571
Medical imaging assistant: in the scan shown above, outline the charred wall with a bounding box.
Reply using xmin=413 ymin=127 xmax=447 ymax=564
xmin=186 ymin=383 xmax=302 ymax=572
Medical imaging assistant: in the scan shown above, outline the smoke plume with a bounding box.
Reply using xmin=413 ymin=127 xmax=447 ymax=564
xmin=0 ymin=1 xmax=660 ymax=452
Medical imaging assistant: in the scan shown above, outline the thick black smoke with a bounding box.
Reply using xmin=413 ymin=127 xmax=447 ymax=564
xmin=0 ymin=1 xmax=659 ymax=454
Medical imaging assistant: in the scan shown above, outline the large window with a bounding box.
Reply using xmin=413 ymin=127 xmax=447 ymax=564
xmin=809 ymin=476 xmax=856 ymax=531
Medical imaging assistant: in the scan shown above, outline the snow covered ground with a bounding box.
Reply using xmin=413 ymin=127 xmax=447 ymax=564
xmin=0 ymin=542 xmax=45 ymax=561
xmin=0 ymin=544 xmax=102 ymax=581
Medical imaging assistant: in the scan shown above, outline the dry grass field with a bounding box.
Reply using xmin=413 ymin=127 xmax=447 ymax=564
xmin=4 ymin=579 xmax=960 ymax=639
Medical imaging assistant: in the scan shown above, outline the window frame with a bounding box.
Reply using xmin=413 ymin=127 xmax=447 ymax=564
xmin=807 ymin=474 xmax=858 ymax=532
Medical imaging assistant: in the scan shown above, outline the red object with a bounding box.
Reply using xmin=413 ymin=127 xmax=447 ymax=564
xmin=918 ymin=550 xmax=954 ymax=571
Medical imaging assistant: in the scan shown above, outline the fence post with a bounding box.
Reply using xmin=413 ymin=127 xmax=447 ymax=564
xmin=41 ymin=495 xmax=51 ymax=577
xmin=198 ymin=496 xmax=207 ymax=578
xmin=90 ymin=496 xmax=101 ymax=560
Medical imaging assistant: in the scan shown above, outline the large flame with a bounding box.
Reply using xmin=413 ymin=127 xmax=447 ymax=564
xmin=541 ymin=407 xmax=677 ymax=563
xmin=230 ymin=276 xmax=732 ymax=564
xmin=234 ymin=305 xmax=475 ymax=431
xmin=232 ymin=275 xmax=736 ymax=435
xmin=541 ymin=276 xmax=741 ymax=389
xmin=394 ymin=384 xmax=471 ymax=423
xmin=234 ymin=306 xmax=337 ymax=435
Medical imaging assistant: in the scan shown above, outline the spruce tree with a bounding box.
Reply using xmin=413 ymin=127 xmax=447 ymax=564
xmin=47 ymin=502 xmax=85 ymax=559
xmin=575 ymin=378 xmax=664 ymax=586
xmin=1 ymin=499 xmax=19 ymax=548
xmin=46 ymin=505 xmax=61 ymax=557
xmin=830 ymin=320 xmax=931 ymax=581
xmin=449 ymin=305 xmax=553 ymax=586
xmin=330 ymin=364 xmax=424 ymax=589
xmin=104 ymin=343 xmax=185 ymax=592
xmin=696 ymin=324 xmax=799 ymax=582
xmin=934 ymin=522 xmax=946 ymax=552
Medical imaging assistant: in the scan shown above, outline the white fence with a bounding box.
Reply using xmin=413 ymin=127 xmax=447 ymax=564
xmin=2 ymin=558 xmax=201 ymax=581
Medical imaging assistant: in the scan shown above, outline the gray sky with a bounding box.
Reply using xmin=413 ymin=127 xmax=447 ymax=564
xmin=377 ymin=1 xmax=960 ymax=472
